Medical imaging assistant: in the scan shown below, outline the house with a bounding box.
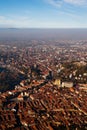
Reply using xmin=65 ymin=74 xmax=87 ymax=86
xmin=17 ymin=94 xmax=23 ymax=101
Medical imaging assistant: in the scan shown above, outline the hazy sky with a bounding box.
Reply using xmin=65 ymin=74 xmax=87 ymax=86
xmin=0 ymin=0 xmax=87 ymax=28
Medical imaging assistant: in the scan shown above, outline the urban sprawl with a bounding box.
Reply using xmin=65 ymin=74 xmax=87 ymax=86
xmin=0 ymin=40 xmax=87 ymax=130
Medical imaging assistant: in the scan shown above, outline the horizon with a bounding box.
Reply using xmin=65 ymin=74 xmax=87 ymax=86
xmin=0 ymin=27 xmax=87 ymax=29
xmin=0 ymin=28 xmax=87 ymax=41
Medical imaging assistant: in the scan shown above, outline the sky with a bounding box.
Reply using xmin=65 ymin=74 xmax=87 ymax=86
xmin=0 ymin=0 xmax=87 ymax=28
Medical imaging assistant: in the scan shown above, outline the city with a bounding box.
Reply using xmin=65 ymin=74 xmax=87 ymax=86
xmin=0 ymin=0 xmax=87 ymax=129
xmin=0 ymin=40 xmax=87 ymax=130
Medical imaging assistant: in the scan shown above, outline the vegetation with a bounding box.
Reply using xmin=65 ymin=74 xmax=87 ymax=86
xmin=0 ymin=67 xmax=27 ymax=92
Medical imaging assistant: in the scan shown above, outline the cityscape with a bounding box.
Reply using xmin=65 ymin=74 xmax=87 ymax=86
xmin=0 ymin=39 xmax=87 ymax=130
xmin=0 ymin=0 xmax=87 ymax=130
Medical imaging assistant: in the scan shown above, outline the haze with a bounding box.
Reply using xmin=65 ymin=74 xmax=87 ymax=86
xmin=0 ymin=28 xmax=87 ymax=41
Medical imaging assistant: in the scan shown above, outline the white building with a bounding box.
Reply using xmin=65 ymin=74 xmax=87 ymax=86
xmin=62 ymin=82 xmax=73 ymax=88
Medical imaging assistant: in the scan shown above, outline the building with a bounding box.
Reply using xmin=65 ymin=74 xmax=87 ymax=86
xmin=61 ymin=82 xmax=73 ymax=88
xmin=53 ymin=79 xmax=61 ymax=87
